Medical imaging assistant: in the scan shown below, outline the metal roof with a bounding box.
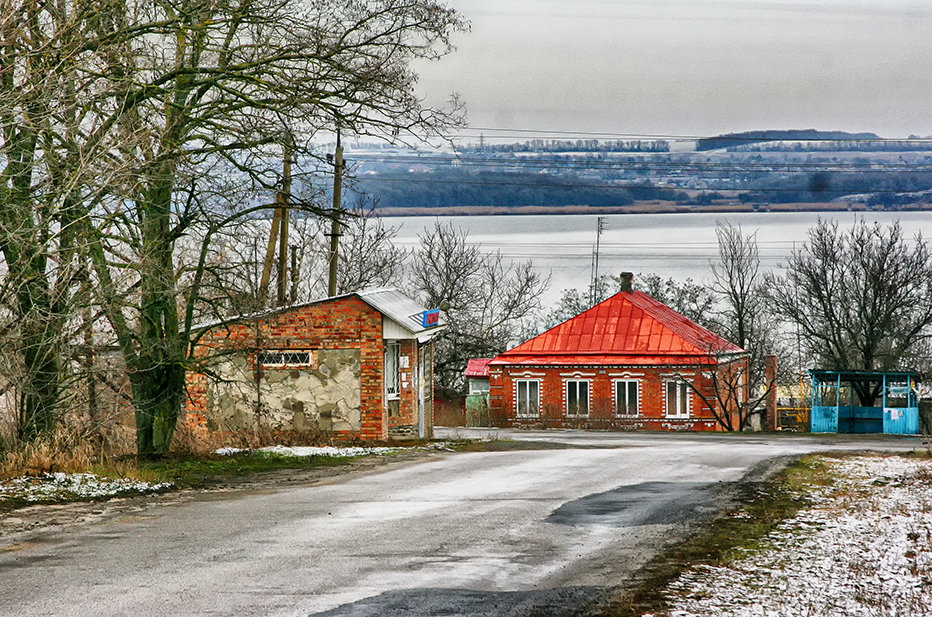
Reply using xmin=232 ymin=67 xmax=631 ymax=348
xmin=356 ymin=288 xmax=445 ymax=335
xmin=465 ymin=358 xmax=493 ymax=378
xmin=491 ymin=290 xmax=744 ymax=366
xmin=194 ymin=287 xmax=444 ymax=336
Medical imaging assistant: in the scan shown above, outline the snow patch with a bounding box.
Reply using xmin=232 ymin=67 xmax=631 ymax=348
xmin=0 ymin=472 xmax=173 ymax=504
xmin=215 ymin=442 xmax=453 ymax=458
xmin=660 ymin=455 xmax=932 ymax=616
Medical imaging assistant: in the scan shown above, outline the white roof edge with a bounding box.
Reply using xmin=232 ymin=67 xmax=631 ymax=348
xmin=193 ymin=287 xmax=447 ymax=337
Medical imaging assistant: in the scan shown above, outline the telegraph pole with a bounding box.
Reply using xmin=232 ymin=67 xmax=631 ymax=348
xmin=276 ymin=139 xmax=292 ymax=306
xmin=259 ymin=138 xmax=292 ymax=306
xmin=327 ymin=130 xmax=344 ymax=297
xmin=590 ymin=216 xmax=606 ymax=306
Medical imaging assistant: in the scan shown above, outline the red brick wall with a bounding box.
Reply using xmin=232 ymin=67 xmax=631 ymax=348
xmin=489 ymin=363 xmax=736 ymax=432
xmin=186 ymin=297 xmax=388 ymax=441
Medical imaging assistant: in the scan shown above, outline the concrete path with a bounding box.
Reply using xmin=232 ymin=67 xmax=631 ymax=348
xmin=0 ymin=431 xmax=922 ymax=616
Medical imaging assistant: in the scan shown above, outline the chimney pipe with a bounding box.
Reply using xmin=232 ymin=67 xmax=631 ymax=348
xmin=620 ymin=272 xmax=634 ymax=293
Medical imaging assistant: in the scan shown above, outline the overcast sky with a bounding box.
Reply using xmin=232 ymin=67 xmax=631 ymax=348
xmin=413 ymin=0 xmax=932 ymax=141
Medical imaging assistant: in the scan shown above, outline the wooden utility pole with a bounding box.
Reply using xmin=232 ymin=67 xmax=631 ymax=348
xmin=259 ymin=139 xmax=292 ymax=306
xmin=277 ymin=141 xmax=292 ymax=307
xmin=327 ymin=131 xmax=344 ymax=297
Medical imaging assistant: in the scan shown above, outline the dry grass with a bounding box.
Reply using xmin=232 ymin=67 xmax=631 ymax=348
xmin=0 ymin=397 xmax=346 ymax=480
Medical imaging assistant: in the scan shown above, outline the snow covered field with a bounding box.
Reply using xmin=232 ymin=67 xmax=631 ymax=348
xmin=660 ymin=455 xmax=932 ymax=617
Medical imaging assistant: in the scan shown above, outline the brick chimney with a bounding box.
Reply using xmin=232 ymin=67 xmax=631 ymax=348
xmin=620 ymin=272 xmax=635 ymax=293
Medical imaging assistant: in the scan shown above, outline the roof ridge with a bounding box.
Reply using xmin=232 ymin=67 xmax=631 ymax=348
xmin=499 ymin=290 xmax=742 ymax=359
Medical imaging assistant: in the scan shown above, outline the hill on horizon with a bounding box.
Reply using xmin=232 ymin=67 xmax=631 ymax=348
xmin=696 ymin=129 xmax=882 ymax=151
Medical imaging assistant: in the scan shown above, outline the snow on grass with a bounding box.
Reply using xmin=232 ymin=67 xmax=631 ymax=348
xmin=215 ymin=442 xmax=453 ymax=458
xmin=0 ymin=472 xmax=173 ymax=505
xmin=660 ymin=455 xmax=932 ymax=617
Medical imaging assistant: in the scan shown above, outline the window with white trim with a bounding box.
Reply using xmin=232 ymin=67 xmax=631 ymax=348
xmin=565 ymin=380 xmax=590 ymax=416
xmin=665 ymin=380 xmax=690 ymax=417
xmin=615 ymin=379 xmax=639 ymax=416
xmin=516 ymin=380 xmax=540 ymax=417
xmin=257 ymin=351 xmax=312 ymax=367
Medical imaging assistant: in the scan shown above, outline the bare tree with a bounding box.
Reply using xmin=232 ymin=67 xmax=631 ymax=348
xmin=3 ymin=0 xmax=467 ymax=456
xmin=765 ymin=219 xmax=932 ymax=405
xmin=412 ymin=221 xmax=549 ymax=390
xmin=712 ymin=222 xmax=762 ymax=350
xmin=636 ymin=273 xmax=717 ymax=330
xmin=676 ymin=352 xmax=775 ymax=431
xmin=306 ymin=197 xmax=408 ymax=297
xmin=710 ymin=222 xmax=788 ymax=402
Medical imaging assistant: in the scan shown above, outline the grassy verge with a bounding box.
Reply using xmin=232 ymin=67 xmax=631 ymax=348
xmin=0 ymin=447 xmax=430 ymax=512
xmin=130 ymin=451 xmax=359 ymax=488
xmin=597 ymin=455 xmax=836 ymax=617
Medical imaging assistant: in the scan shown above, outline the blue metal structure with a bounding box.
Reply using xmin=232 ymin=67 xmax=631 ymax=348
xmin=810 ymin=370 xmax=920 ymax=434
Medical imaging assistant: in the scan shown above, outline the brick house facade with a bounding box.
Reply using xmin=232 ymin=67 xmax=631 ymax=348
xmin=186 ymin=289 xmax=444 ymax=441
xmin=488 ymin=279 xmax=749 ymax=432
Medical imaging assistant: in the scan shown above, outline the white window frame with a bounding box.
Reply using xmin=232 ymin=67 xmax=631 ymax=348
xmin=257 ymin=350 xmax=313 ymax=368
xmin=385 ymin=341 xmax=401 ymax=400
xmin=515 ymin=379 xmax=540 ymax=418
xmin=665 ymin=380 xmax=691 ymax=418
xmin=565 ymin=379 xmax=590 ymax=417
xmin=614 ymin=379 xmax=640 ymax=416
xmin=468 ymin=379 xmax=490 ymax=395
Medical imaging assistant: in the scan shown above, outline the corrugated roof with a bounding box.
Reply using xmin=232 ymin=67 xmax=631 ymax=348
xmin=491 ymin=290 xmax=743 ymax=366
xmin=194 ymin=287 xmax=444 ymax=335
xmin=357 ymin=288 xmax=444 ymax=335
xmin=465 ymin=358 xmax=492 ymax=378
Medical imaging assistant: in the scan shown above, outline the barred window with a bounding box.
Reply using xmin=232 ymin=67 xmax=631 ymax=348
xmin=257 ymin=351 xmax=312 ymax=367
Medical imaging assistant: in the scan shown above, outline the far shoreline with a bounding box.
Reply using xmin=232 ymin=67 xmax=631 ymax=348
xmin=375 ymin=201 xmax=932 ymax=217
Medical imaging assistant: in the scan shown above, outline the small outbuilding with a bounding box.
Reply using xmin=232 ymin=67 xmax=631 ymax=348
xmin=810 ymin=370 xmax=921 ymax=435
xmin=488 ymin=274 xmax=749 ymax=431
xmin=185 ymin=288 xmax=444 ymax=441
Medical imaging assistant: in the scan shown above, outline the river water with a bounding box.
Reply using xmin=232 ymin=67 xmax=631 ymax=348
xmin=387 ymin=211 xmax=931 ymax=307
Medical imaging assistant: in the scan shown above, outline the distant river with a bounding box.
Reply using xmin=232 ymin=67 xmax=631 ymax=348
xmin=387 ymin=211 xmax=931 ymax=307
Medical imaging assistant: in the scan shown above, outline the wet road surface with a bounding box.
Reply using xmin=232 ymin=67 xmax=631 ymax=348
xmin=0 ymin=430 xmax=921 ymax=616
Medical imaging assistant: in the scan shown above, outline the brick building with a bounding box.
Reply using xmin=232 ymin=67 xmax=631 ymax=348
xmin=186 ymin=288 xmax=444 ymax=441
xmin=488 ymin=275 xmax=749 ymax=431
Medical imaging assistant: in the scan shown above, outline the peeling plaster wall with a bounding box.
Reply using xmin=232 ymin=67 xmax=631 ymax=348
xmin=207 ymin=349 xmax=362 ymax=432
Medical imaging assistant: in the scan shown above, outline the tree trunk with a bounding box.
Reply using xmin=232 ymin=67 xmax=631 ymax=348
xmin=18 ymin=315 xmax=61 ymax=441
xmin=130 ymin=361 xmax=185 ymax=457
xmin=132 ymin=167 xmax=186 ymax=457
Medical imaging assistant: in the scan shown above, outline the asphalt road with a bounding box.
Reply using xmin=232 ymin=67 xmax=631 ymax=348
xmin=0 ymin=430 xmax=922 ymax=617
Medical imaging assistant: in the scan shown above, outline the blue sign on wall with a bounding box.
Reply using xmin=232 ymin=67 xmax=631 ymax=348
xmin=422 ymin=309 xmax=440 ymax=328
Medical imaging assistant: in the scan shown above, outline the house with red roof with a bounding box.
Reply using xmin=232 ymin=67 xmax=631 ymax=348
xmin=487 ymin=273 xmax=749 ymax=431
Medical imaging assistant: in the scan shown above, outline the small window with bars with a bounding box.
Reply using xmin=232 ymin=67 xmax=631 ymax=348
xmin=257 ymin=351 xmax=312 ymax=367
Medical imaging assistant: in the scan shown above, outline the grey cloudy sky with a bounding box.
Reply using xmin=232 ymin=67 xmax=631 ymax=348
xmin=414 ymin=0 xmax=932 ymax=140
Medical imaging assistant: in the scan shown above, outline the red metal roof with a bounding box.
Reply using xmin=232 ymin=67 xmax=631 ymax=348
xmin=490 ymin=290 xmax=744 ymax=367
xmin=465 ymin=358 xmax=492 ymax=378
